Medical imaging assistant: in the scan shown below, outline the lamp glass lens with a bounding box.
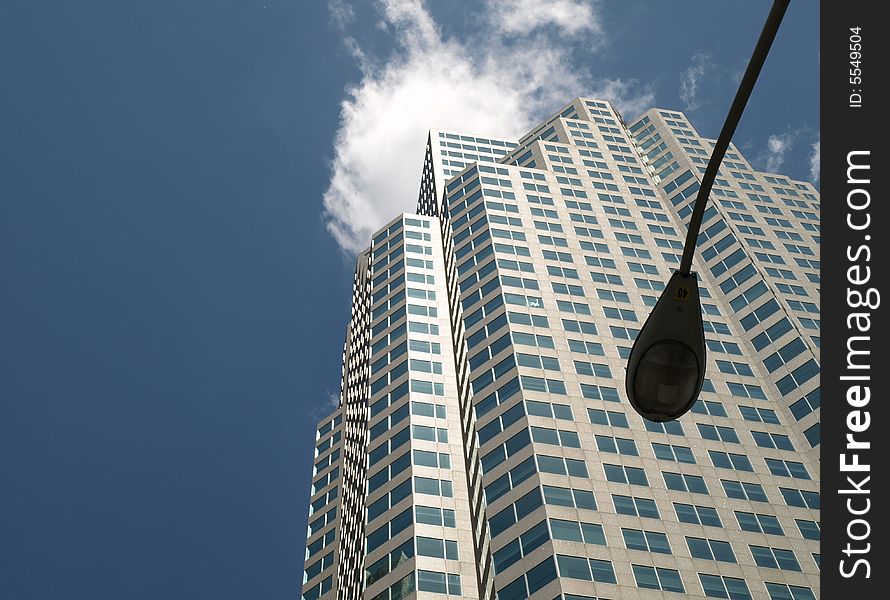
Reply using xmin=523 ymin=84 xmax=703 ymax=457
xmin=632 ymin=340 xmax=699 ymax=416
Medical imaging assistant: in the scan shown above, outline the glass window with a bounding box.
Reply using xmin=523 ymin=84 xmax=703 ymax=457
xmin=764 ymin=582 xmax=817 ymax=600
xmin=632 ymin=565 xmax=684 ymax=593
xmin=699 ymin=573 xmax=752 ymax=599
xmin=557 ymin=555 xmax=590 ymax=581
xmin=417 ymin=570 xmax=446 ymax=594
xmin=526 ymin=556 xmax=558 ymax=594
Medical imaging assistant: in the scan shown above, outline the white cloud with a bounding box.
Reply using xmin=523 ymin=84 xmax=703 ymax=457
xmin=328 ymin=0 xmax=354 ymax=30
xmin=679 ymin=51 xmax=711 ymax=111
xmin=753 ymin=128 xmax=821 ymax=182
xmin=808 ymin=139 xmax=820 ymax=183
xmin=322 ymin=0 xmax=655 ymax=254
xmin=765 ymin=131 xmax=795 ymax=172
xmin=307 ymin=389 xmax=341 ymax=421
xmin=486 ymin=0 xmax=603 ymax=38
xmin=588 ymin=78 xmax=654 ymax=123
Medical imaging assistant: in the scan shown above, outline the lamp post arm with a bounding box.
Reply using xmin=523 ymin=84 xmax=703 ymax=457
xmin=678 ymin=0 xmax=791 ymax=276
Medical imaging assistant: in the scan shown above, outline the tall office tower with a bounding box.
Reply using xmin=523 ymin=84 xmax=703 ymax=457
xmin=302 ymin=98 xmax=820 ymax=600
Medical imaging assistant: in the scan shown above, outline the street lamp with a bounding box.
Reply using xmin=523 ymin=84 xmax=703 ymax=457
xmin=626 ymin=0 xmax=791 ymax=422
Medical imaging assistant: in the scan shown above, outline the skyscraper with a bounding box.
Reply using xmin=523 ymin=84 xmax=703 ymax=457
xmin=302 ymin=98 xmax=820 ymax=600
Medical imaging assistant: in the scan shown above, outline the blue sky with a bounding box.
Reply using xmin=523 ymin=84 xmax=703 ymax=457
xmin=0 ymin=1 xmax=816 ymax=598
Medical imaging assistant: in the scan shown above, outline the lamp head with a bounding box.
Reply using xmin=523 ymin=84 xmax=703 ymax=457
xmin=625 ymin=271 xmax=707 ymax=422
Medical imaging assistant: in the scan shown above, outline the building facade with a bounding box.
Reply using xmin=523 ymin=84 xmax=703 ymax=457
xmin=302 ymin=98 xmax=820 ymax=600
